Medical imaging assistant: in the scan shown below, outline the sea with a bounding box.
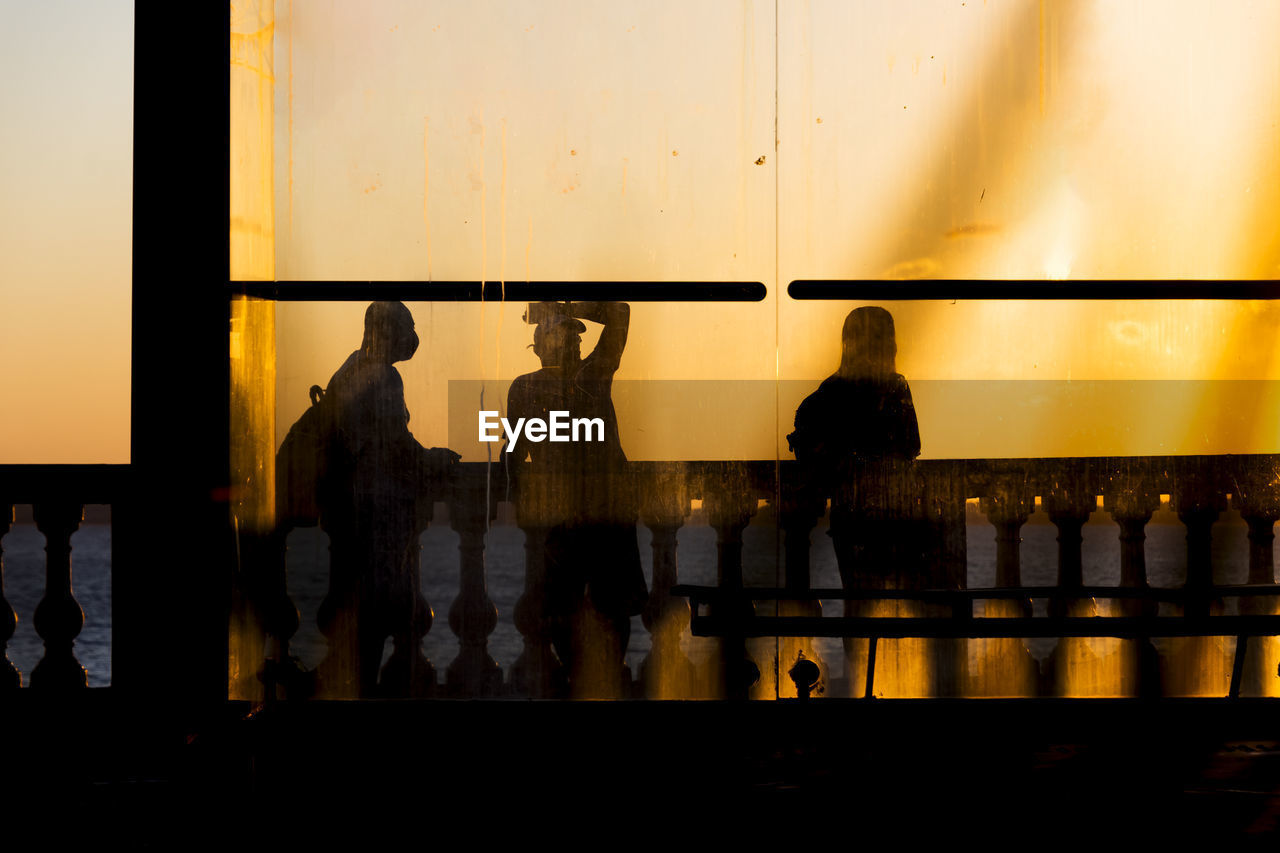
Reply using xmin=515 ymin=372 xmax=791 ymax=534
xmin=0 ymin=504 xmax=1270 ymax=689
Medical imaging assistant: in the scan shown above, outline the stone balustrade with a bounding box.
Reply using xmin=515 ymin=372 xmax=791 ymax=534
xmin=0 ymin=465 xmax=128 ymax=692
xmin=4 ymin=455 xmax=1277 ymax=700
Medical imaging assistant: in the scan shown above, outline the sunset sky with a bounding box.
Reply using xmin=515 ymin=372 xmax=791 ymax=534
xmin=1 ymin=1 xmax=133 ymax=463
xmin=6 ymin=2 xmax=1279 ymax=463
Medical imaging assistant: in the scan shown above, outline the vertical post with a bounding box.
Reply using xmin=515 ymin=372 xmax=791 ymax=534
xmin=30 ymin=501 xmax=87 ymax=690
xmin=1237 ymin=512 xmax=1278 ymax=696
xmin=1177 ymin=505 xmax=1222 ymax=619
xmin=781 ymin=459 xmax=823 ymax=594
xmin=446 ymin=469 xmax=501 ymax=697
xmin=639 ymin=463 xmax=695 ymax=699
xmin=778 ymin=460 xmax=826 ymax=699
xmin=1244 ymin=514 xmax=1277 ymax=589
xmin=1111 ymin=496 xmax=1156 ymax=612
xmin=1043 ymin=478 xmax=1099 ymax=697
xmin=703 ymin=470 xmax=759 ymax=700
xmin=1235 ymin=474 xmax=1279 ymax=697
xmin=510 ymin=465 xmax=566 ymax=698
xmin=375 ymin=508 xmax=436 ymax=698
xmin=1163 ymin=461 xmax=1231 ymax=696
xmin=1106 ymin=482 xmax=1161 ymax=697
xmin=0 ymin=504 xmax=17 ymax=689
xmin=510 ymin=524 xmax=559 ymax=697
xmin=1044 ymin=484 xmax=1095 ymax=620
xmin=132 ymin=6 xmax=232 ymax=712
xmin=980 ymin=490 xmax=1033 ymax=614
xmin=972 ymin=488 xmax=1037 ymax=697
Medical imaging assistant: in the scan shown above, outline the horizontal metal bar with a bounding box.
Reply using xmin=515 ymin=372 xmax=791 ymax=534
xmin=689 ymin=614 xmax=1280 ymax=639
xmin=0 ymin=465 xmax=132 ymax=504
xmin=674 ymin=584 xmax=1280 ymax=603
xmin=229 ymin=281 xmax=767 ymax=302
xmin=787 ymin=280 xmax=1280 ymax=300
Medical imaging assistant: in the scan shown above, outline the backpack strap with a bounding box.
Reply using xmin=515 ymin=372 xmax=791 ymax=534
xmin=309 ymin=384 xmax=325 ymax=406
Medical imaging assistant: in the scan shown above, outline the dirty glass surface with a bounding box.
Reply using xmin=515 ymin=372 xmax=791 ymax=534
xmin=230 ymin=1 xmax=1280 ymax=702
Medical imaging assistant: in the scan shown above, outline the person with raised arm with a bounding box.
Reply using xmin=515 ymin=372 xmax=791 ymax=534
xmin=505 ymin=301 xmax=647 ymax=698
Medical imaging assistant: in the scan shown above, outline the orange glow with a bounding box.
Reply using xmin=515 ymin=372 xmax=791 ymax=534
xmin=843 ymin=600 xmax=945 ymax=698
xmin=0 ymin=3 xmax=132 ymax=463
xmin=226 ymin=3 xmax=1280 ymax=701
xmin=229 ymin=0 xmax=278 ymax=702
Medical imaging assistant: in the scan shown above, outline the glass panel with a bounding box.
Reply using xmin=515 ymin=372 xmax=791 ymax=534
xmin=780 ymin=300 xmax=1280 ymax=459
xmin=777 ymin=1 xmax=1280 ymax=279
xmin=273 ymin=1 xmax=775 ymax=282
xmin=777 ymin=298 xmax=1280 ymax=698
xmin=230 ymin=2 xmax=1280 ymax=703
xmin=265 ymin=299 xmax=779 ymax=700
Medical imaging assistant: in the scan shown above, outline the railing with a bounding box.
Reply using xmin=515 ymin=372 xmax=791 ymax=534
xmin=248 ymin=454 xmax=1280 ymax=701
xmin=3 ymin=457 xmax=1274 ymax=699
xmin=0 ymin=465 xmax=130 ymax=691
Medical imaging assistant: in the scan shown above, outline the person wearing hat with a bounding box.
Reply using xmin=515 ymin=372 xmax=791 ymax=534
xmin=505 ymin=300 xmax=647 ymax=698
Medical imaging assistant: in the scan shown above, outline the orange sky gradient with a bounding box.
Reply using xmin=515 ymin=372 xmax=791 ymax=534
xmin=0 ymin=1 xmax=133 ymax=463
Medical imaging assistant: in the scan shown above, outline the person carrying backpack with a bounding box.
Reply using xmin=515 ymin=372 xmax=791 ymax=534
xmin=282 ymin=301 xmax=458 ymax=697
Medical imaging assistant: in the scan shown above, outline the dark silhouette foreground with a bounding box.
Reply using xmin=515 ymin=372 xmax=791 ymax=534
xmin=790 ymin=306 xmax=924 ymax=590
xmin=506 ymin=301 xmax=646 ymax=698
xmin=279 ymin=301 xmax=458 ymax=697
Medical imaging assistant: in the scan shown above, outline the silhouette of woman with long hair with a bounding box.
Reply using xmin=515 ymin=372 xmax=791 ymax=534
xmin=788 ymin=306 xmax=921 ymax=590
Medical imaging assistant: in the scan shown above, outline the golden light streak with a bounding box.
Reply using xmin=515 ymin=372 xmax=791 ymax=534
xmin=229 ymin=0 xmax=278 ymax=702
xmin=230 ymin=7 xmax=275 ymax=280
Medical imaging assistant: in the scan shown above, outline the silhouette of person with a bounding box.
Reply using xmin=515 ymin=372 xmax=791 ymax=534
xmin=315 ymin=301 xmax=458 ymax=697
xmin=505 ymin=301 xmax=647 ymax=696
xmin=788 ymin=306 xmax=921 ymax=590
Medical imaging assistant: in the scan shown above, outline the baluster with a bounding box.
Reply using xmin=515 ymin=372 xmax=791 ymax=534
xmin=1179 ymin=507 xmax=1219 ymax=617
xmin=1106 ymin=483 xmax=1161 ymax=698
xmin=1044 ymin=483 xmax=1096 ymax=619
xmin=1236 ymin=468 xmax=1280 ymax=591
xmin=511 ymin=523 xmax=560 ymax=697
xmin=972 ymin=489 xmax=1037 ymax=697
xmin=980 ymin=490 xmax=1033 ymax=615
xmin=1243 ymin=513 xmax=1277 ymax=589
xmin=375 ymin=510 xmax=436 ymax=698
xmin=1176 ymin=494 xmax=1224 ymax=619
xmin=703 ymin=471 xmax=760 ymax=700
xmin=1043 ymin=481 xmax=1099 ymax=697
xmin=1 ymin=504 xmax=17 ymax=689
xmin=510 ymin=465 xmax=563 ymax=698
xmin=1163 ymin=465 xmax=1230 ymax=696
xmin=1107 ymin=490 xmax=1159 ymax=616
xmin=446 ymin=473 xmax=501 ymax=696
xmin=639 ymin=463 xmax=695 ymax=699
xmin=1235 ymin=477 xmax=1280 ymax=697
xmin=30 ymin=501 xmax=86 ymax=690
